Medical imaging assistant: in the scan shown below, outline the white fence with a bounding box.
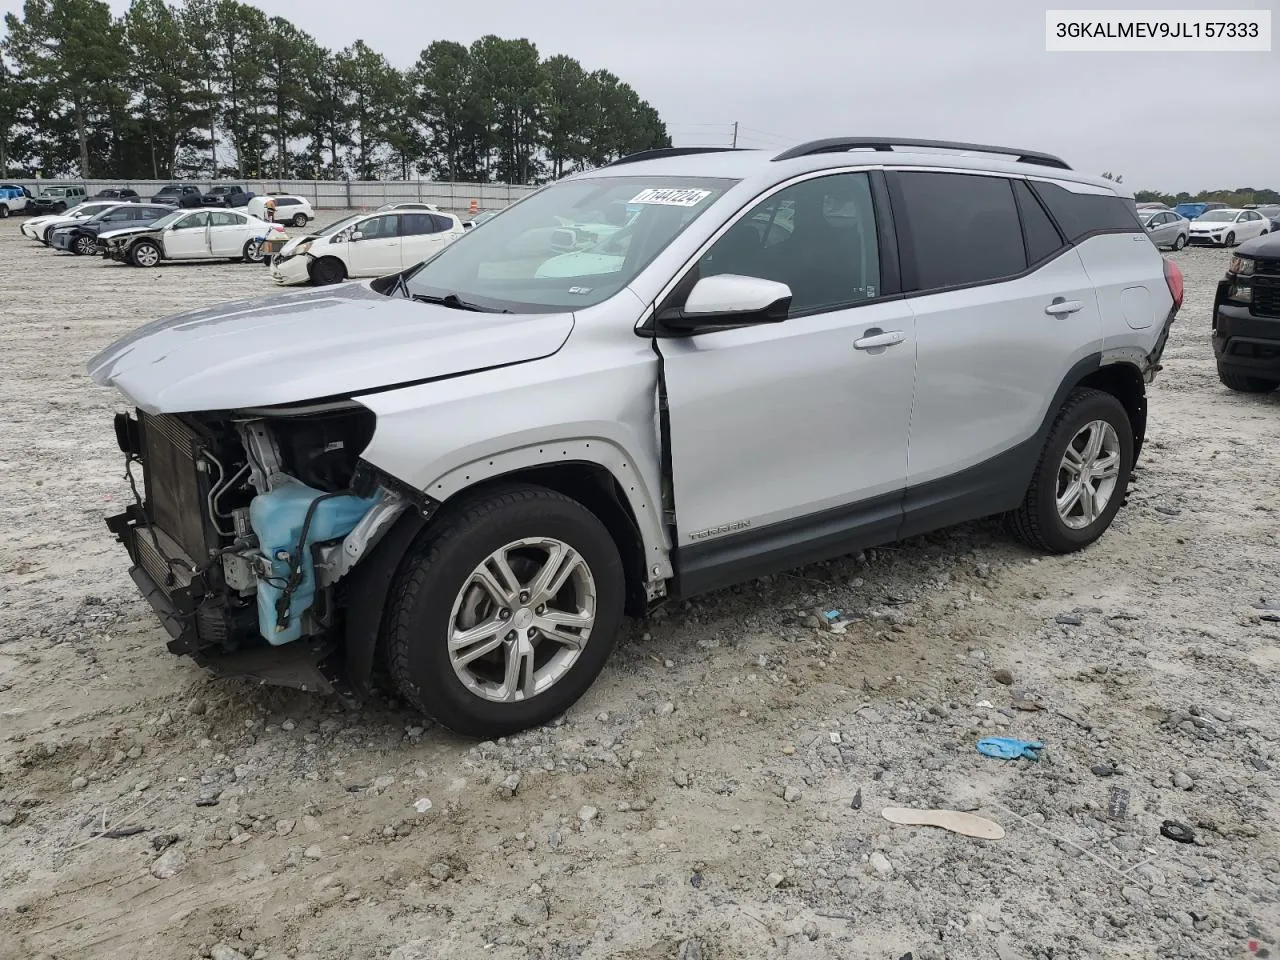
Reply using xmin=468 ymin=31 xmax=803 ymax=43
xmin=8 ymin=178 xmax=539 ymax=212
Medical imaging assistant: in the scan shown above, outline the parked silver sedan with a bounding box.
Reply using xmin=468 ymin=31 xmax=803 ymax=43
xmin=1139 ymin=208 xmax=1189 ymax=250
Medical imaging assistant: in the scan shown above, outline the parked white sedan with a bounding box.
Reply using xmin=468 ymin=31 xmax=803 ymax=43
xmin=270 ymin=209 xmax=466 ymax=286
xmin=1187 ymin=208 xmax=1271 ymax=247
xmin=99 ymin=209 xmax=284 ymax=267
xmin=21 ymin=201 xmax=121 ymax=243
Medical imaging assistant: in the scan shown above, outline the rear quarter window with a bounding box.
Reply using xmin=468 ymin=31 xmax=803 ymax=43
xmin=1032 ymin=181 xmax=1142 ymax=241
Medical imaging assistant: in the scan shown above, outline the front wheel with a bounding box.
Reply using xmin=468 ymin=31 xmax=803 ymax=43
xmin=387 ymin=485 xmax=625 ymax=738
xmin=0 ymin=204 xmax=9 ymax=219
xmin=242 ymin=239 xmax=264 ymax=263
xmin=309 ymin=256 xmax=346 ymax=286
xmin=1172 ymin=234 xmax=1186 ymax=251
xmin=1009 ymin=388 xmax=1134 ymax=553
xmin=129 ymin=240 xmax=162 ymax=268
xmin=53 ymin=202 xmax=66 ymax=214
xmin=1217 ymin=367 xmax=1278 ymax=393
xmin=1225 ymin=232 xmax=1236 ymax=246
xmin=73 ymin=234 xmax=96 ymax=256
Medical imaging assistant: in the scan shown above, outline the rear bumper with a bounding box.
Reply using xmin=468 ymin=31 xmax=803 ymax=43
xmin=1212 ymin=292 xmax=1280 ymax=376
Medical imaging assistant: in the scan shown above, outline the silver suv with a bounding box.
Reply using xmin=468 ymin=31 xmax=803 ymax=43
xmin=88 ymin=138 xmax=1184 ymax=736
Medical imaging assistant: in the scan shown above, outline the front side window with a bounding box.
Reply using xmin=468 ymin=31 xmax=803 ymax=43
xmin=696 ymin=172 xmax=880 ymax=315
xmin=174 ymin=212 xmax=210 ymax=230
xmin=276 ymin=198 xmax=299 ymax=207
xmin=404 ymin=175 xmax=734 ymax=312
xmin=897 ymin=172 xmax=1025 ymax=290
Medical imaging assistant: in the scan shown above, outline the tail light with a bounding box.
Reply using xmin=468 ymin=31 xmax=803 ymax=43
xmin=1163 ymin=258 xmax=1184 ymax=312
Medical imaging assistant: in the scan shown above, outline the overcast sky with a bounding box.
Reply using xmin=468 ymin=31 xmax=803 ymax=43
xmin=4 ymin=0 xmax=1276 ymax=190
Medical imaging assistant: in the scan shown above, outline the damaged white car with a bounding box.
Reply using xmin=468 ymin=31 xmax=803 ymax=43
xmin=89 ymin=139 xmax=1179 ymax=736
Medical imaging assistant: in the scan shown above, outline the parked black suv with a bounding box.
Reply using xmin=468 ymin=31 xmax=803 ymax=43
xmin=1213 ymin=232 xmax=1280 ymax=392
xmin=150 ymin=184 xmax=204 ymax=208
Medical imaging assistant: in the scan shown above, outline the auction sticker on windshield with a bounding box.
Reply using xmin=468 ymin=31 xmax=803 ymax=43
xmin=630 ymin=188 xmax=712 ymax=206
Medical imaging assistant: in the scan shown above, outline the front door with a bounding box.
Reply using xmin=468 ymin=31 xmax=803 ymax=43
xmin=346 ymin=213 xmax=403 ymax=276
xmin=656 ymin=171 xmax=916 ymax=594
xmin=208 ymin=211 xmax=249 ymax=257
xmin=164 ymin=211 xmax=210 ymax=258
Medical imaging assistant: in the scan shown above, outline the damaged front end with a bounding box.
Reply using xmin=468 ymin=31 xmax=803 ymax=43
xmin=107 ymin=401 xmax=413 ymax=693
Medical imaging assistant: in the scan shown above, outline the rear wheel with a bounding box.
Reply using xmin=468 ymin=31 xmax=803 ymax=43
xmin=291 ymin=212 xmax=307 ymax=227
xmin=1009 ymin=388 xmax=1133 ymax=553
xmin=1225 ymin=232 xmax=1236 ymax=246
xmin=0 ymin=204 xmax=9 ymax=219
xmin=242 ymin=239 xmax=264 ymax=263
xmin=387 ymin=485 xmax=625 ymax=738
xmin=310 ymin=256 xmax=346 ymax=286
xmin=129 ymin=240 xmax=162 ymax=268
xmin=73 ymin=234 xmax=96 ymax=256
xmin=1217 ymin=367 xmax=1279 ymax=393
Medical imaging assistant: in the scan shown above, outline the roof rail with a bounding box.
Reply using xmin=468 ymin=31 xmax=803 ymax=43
xmin=608 ymin=147 xmax=744 ymax=167
xmin=772 ymin=138 xmax=1071 ymax=170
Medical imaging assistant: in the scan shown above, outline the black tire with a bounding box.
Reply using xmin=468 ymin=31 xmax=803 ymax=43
xmin=129 ymin=240 xmax=162 ymax=268
xmin=1009 ymin=388 xmax=1134 ymax=554
xmin=41 ymin=226 xmax=56 ymax=244
xmin=310 ymin=256 xmax=346 ymax=285
xmin=53 ymin=202 xmax=66 ymax=214
xmin=291 ymin=212 xmax=307 ymax=227
xmin=0 ymin=204 xmax=9 ymax=219
xmin=1172 ymin=234 xmax=1186 ymax=250
xmin=387 ymin=484 xmax=625 ymax=738
xmin=1217 ymin=367 xmax=1278 ymax=393
xmin=73 ymin=234 xmax=95 ymax=256
xmin=1225 ymin=232 xmax=1236 ymax=246
xmin=242 ymin=238 xmax=264 ymax=263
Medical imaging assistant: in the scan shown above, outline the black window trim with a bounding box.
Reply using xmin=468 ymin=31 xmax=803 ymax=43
xmin=642 ymin=167 xmax=904 ymax=338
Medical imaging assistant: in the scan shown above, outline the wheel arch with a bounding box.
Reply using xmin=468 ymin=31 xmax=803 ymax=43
xmin=1074 ymin=359 xmax=1147 ymax=461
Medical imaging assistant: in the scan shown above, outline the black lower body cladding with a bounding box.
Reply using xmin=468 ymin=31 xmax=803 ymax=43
xmin=1213 ymin=288 xmax=1280 ymax=388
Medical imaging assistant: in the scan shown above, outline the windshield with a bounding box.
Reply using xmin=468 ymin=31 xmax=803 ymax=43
xmin=69 ymin=203 xmax=115 ymax=218
xmin=404 ymin=176 xmax=734 ymax=311
xmin=1198 ymin=210 xmax=1237 ymax=222
xmin=314 ymin=213 xmax=365 ymax=238
xmin=138 ymin=210 xmax=186 ymax=229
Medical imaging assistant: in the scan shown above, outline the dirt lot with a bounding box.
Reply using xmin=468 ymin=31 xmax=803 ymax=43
xmin=1 ymin=216 xmax=1277 ymax=960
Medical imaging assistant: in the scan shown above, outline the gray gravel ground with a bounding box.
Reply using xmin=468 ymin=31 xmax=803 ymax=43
xmin=0 ymin=218 xmax=1277 ymax=960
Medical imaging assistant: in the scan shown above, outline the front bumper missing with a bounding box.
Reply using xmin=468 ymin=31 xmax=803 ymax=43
xmin=108 ymin=508 xmax=342 ymax=695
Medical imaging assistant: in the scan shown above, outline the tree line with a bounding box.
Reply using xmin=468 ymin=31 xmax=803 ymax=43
xmin=1133 ymin=187 xmax=1280 ymax=207
xmin=0 ymin=0 xmax=671 ymax=184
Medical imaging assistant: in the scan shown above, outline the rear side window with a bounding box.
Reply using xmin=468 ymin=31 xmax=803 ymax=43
xmin=1030 ymin=181 xmax=1142 ymax=241
xmin=1012 ymin=180 xmax=1066 ymax=265
xmin=276 ymin=197 xmax=299 ymax=207
xmin=895 ymin=171 xmax=1025 ymax=290
xmin=400 ymin=213 xmax=435 ymax=236
xmin=430 ymin=214 xmax=455 ymax=233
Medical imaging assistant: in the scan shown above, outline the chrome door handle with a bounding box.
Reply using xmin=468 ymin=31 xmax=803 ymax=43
xmin=853 ymin=330 xmax=906 ymax=350
xmin=1045 ymin=299 xmax=1083 ymax=316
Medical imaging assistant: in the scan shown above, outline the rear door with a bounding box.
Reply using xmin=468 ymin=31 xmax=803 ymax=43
xmin=656 ymin=170 xmax=917 ymax=592
xmin=890 ymin=169 xmax=1104 ymax=530
xmin=399 ymin=212 xmax=447 ymax=268
xmin=346 ymin=213 xmax=403 ymax=276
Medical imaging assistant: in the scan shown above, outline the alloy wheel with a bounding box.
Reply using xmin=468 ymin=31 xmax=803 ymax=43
xmin=447 ymin=537 xmax=596 ymax=703
xmin=1056 ymin=420 xmax=1121 ymax=530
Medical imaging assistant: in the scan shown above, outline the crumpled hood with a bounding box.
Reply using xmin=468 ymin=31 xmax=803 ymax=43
xmin=87 ymin=282 xmax=574 ymax=414
xmin=98 ymin=225 xmax=158 ymax=241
